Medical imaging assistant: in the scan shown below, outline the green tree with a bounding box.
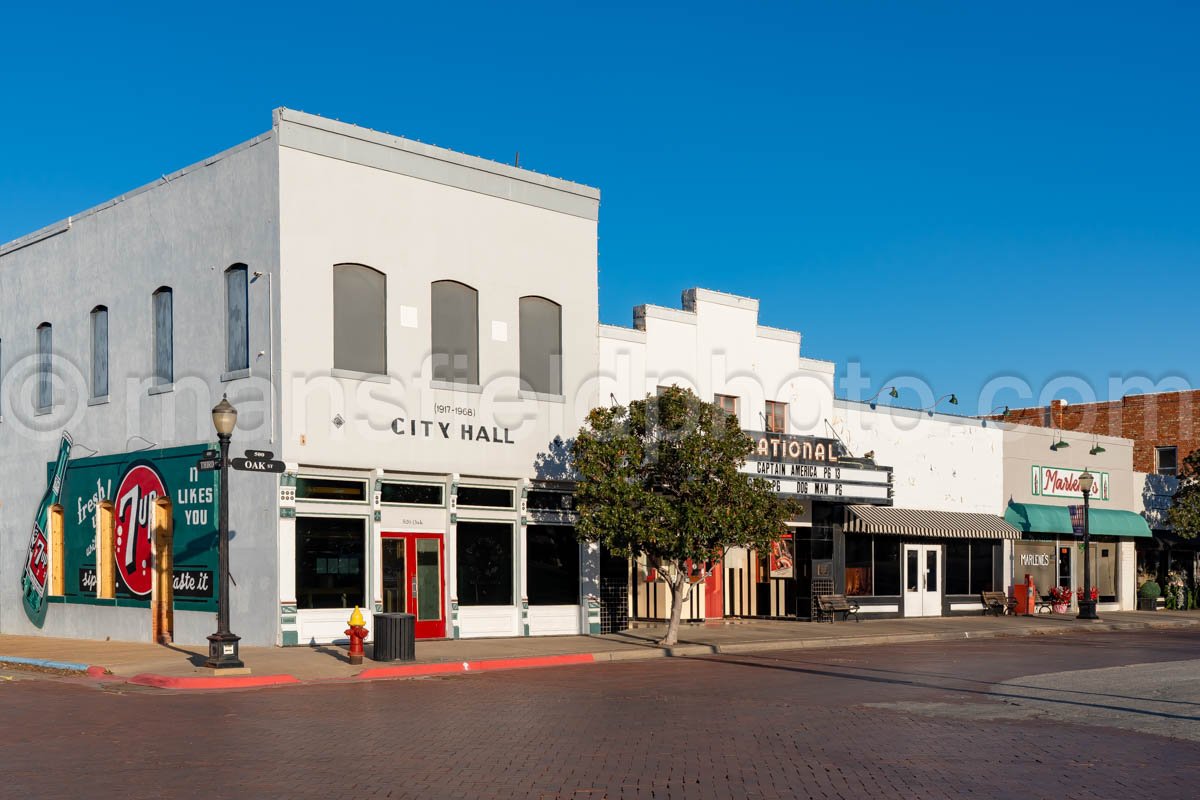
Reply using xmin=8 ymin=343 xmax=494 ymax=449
xmin=1168 ymin=449 xmax=1200 ymax=539
xmin=573 ymin=386 xmax=797 ymax=646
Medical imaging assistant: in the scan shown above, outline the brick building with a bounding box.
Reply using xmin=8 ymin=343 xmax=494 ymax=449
xmin=995 ymin=392 xmax=1199 ymax=476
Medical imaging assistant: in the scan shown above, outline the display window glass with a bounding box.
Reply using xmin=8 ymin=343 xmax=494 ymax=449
xmin=457 ymin=521 xmax=513 ymax=606
xmin=381 ymin=482 xmax=444 ymax=506
xmin=295 ymin=516 xmax=366 ymax=610
xmin=457 ymin=486 xmax=514 ymax=509
xmin=527 ymin=525 xmax=580 ymax=605
xmin=843 ymin=535 xmax=901 ymax=597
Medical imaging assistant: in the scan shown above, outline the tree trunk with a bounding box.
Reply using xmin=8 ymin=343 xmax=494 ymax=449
xmin=660 ymin=570 xmax=689 ymax=646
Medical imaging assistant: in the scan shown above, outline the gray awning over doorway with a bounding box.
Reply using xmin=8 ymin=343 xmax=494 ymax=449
xmin=845 ymin=505 xmax=1022 ymax=540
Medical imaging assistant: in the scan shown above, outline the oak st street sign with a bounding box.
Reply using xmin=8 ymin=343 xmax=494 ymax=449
xmin=231 ymin=457 xmax=286 ymax=474
xmin=198 ymin=449 xmax=284 ymax=473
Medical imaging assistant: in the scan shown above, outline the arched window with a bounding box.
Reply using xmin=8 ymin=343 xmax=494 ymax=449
xmin=225 ymin=265 xmax=249 ymax=373
xmin=36 ymin=322 xmax=52 ymax=411
xmin=90 ymin=306 xmax=109 ymax=399
xmin=519 ymin=296 xmax=562 ymax=395
xmin=431 ymin=280 xmax=479 ymax=385
xmin=152 ymin=287 xmax=173 ymax=386
xmin=333 ymin=264 xmax=387 ymax=375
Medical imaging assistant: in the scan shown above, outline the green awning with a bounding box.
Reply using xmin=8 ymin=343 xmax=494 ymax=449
xmin=1004 ymin=502 xmax=1152 ymax=538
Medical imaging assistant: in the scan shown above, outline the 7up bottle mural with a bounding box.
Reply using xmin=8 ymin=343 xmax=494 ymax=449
xmin=21 ymin=432 xmax=73 ymax=628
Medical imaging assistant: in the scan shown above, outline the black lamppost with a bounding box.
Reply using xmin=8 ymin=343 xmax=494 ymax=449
xmin=1077 ymin=469 xmax=1099 ymax=620
xmin=205 ymin=395 xmax=244 ymax=669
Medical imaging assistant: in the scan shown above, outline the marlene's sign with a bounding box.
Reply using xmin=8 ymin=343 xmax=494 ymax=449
xmin=741 ymin=431 xmax=893 ymax=504
xmin=1031 ymin=466 xmax=1110 ymax=502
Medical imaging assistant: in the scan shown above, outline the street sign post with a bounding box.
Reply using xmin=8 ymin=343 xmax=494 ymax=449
xmin=231 ymin=457 xmax=286 ymax=474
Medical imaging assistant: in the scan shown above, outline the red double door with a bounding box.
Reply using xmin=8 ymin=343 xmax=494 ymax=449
xmin=381 ymin=532 xmax=446 ymax=639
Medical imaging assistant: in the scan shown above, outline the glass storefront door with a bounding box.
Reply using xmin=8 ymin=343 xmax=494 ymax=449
xmin=903 ymin=543 xmax=942 ymax=617
xmin=381 ymin=533 xmax=446 ymax=639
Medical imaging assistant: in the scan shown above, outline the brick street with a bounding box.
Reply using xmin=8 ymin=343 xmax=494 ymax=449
xmin=2 ymin=629 xmax=1198 ymax=800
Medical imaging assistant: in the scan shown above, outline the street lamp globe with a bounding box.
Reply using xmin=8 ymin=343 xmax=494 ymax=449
xmin=211 ymin=395 xmax=238 ymax=437
xmin=1078 ymin=469 xmax=1095 ymax=494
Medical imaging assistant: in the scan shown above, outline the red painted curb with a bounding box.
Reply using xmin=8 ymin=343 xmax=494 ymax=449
xmin=86 ymin=666 xmax=107 ymax=678
xmin=357 ymin=652 xmax=596 ymax=680
xmin=128 ymin=673 xmax=302 ymax=690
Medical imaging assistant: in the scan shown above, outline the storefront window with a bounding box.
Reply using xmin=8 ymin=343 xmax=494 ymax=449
xmin=380 ymin=482 xmax=444 ymax=506
xmin=457 ymin=486 xmax=514 ymax=509
xmin=295 ymin=517 xmax=365 ymax=610
xmin=947 ymin=543 xmax=970 ymax=595
xmin=843 ymin=536 xmax=901 ymax=597
xmin=810 ymin=524 xmax=833 ymax=560
xmin=946 ymin=541 xmax=997 ymax=595
xmin=527 ymin=490 xmax=573 ymax=511
xmin=296 ymin=477 xmax=367 ymax=503
xmin=1015 ymin=542 xmax=1057 ymax=597
xmin=457 ymin=522 xmax=513 ymax=606
xmin=970 ymin=544 xmax=995 ymax=593
xmin=845 ymin=535 xmax=873 ymax=596
xmin=527 ymin=525 xmax=580 ymax=605
xmin=1088 ymin=543 xmax=1118 ymax=600
xmin=874 ymin=538 xmax=901 ymax=596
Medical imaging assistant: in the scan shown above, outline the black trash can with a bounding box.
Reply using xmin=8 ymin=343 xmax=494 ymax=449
xmin=372 ymin=613 xmax=416 ymax=662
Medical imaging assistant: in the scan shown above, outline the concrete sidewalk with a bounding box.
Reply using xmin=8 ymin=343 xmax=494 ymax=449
xmin=2 ymin=611 xmax=1197 ymax=688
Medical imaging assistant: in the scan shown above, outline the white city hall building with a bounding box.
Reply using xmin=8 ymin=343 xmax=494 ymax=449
xmin=0 ymin=109 xmax=602 ymax=646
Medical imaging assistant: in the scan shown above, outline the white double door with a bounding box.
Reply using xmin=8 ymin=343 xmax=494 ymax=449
xmin=903 ymin=543 xmax=942 ymax=617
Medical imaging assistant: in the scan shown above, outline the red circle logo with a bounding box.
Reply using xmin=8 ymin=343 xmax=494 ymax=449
xmin=113 ymin=464 xmax=167 ymax=597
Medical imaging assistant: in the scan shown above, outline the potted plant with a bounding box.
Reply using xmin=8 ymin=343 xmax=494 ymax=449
xmin=1138 ymin=580 xmax=1161 ymax=611
xmin=1049 ymin=585 xmax=1073 ymax=614
xmin=1166 ymin=572 xmax=1187 ymax=611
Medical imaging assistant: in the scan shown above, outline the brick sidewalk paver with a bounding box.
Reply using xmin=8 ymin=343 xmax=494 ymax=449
xmin=0 ymin=629 xmax=1197 ymax=799
xmin=1 ymin=610 xmax=1197 ymax=680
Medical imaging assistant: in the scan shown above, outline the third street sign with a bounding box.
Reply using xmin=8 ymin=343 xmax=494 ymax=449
xmin=231 ymin=457 xmax=286 ymax=474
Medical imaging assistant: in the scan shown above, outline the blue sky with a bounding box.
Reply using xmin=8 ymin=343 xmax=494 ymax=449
xmin=3 ymin=1 xmax=1197 ymax=414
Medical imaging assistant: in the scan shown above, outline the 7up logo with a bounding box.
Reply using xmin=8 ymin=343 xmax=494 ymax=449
xmin=113 ymin=464 xmax=167 ymax=597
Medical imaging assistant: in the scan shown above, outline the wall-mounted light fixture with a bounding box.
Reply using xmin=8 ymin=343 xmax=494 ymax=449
xmin=865 ymin=386 xmax=900 ymax=409
xmin=923 ymin=393 xmax=959 ymax=414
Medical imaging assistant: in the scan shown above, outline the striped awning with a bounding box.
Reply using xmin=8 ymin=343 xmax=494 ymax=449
xmin=845 ymin=505 xmax=1022 ymax=540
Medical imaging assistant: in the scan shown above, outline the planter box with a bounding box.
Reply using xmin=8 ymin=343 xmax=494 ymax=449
xmin=1137 ymin=597 xmax=1158 ymax=611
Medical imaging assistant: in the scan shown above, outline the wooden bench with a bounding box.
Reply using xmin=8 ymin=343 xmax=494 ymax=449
xmin=815 ymin=594 xmax=860 ymax=623
xmin=980 ymin=591 xmax=1017 ymax=616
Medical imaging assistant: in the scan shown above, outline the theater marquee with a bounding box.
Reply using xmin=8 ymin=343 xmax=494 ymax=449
xmin=741 ymin=432 xmax=893 ymax=505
